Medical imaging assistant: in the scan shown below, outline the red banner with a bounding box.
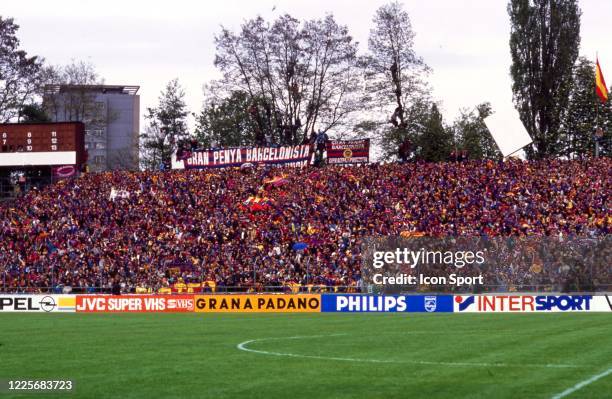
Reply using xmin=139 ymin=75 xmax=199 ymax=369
xmin=75 ymin=295 xmax=195 ymax=313
xmin=179 ymin=145 xmax=311 ymax=169
xmin=326 ymin=139 xmax=369 ymax=164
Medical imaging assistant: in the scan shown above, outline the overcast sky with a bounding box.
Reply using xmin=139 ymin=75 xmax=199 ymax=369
xmin=4 ymin=0 xmax=611 ymax=135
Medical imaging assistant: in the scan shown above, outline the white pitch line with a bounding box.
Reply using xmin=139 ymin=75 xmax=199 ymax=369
xmin=236 ymin=334 xmax=579 ymax=369
xmin=551 ymin=368 xmax=612 ymax=399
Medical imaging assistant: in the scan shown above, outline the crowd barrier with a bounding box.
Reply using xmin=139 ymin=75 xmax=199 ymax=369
xmin=0 ymin=294 xmax=610 ymax=313
xmin=4 ymin=284 xmax=611 ymax=295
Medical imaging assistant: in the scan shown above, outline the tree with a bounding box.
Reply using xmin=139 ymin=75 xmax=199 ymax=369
xmin=560 ymin=57 xmax=612 ymax=158
xmin=0 ymin=17 xmax=44 ymax=122
xmin=508 ymin=0 xmax=581 ymax=159
xmin=18 ymin=103 xmax=50 ymax=123
xmin=377 ymin=97 xmax=432 ymax=161
xmin=213 ymin=13 xmax=361 ymax=145
xmin=140 ymin=79 xmax=190 ymax=170
xmin=361 ymin=1 xmax=432 ymax=160
xmin=194 ymin=90 xmax=259 ymax=148
xmin=416 ymin=104 xmax=453 ymax=162
xmin=453 ymin=103 xmax=502 ymax=160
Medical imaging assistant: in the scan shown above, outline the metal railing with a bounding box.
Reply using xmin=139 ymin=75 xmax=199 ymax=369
xmin=1 ymin=283 xmax=610 ymax=295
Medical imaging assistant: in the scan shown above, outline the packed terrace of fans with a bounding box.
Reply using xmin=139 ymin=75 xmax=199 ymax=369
xmin=0 ymin=158 xmax=610 ymax=293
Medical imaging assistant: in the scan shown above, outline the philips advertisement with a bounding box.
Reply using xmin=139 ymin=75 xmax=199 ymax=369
xmin=321 ymin=295 xmax=454 ymax=313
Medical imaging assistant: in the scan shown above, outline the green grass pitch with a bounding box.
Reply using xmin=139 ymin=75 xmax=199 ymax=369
xmin=0 ymin=313 xmax=610 ymax=399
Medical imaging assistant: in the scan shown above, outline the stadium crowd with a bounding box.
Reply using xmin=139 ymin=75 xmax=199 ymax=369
xmin=0 ymin=158 xmax=610 ymax=293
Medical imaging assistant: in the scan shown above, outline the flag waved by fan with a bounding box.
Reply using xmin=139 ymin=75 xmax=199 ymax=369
xmin=244 ymin=196 xmax=274 ymax=212
xmin=264 ymin=175 xmax=289 ymax=187
xmin=595 ymin=57 xmax=608 ymax=103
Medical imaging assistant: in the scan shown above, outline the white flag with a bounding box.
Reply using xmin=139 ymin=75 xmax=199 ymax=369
xmin=484 ymin=107 xmax=533 ymax=157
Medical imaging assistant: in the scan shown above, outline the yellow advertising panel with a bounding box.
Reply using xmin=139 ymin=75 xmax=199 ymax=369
xmin=194 ymin=294 xmax=321 ymax=313
xmin=58 ymin=296 xmax=76 ymax=310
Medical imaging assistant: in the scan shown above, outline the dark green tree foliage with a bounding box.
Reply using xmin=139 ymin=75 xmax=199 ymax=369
xmin=18 ymin=103 xmax=50 ymax=123
xmin=0 ymin=17 xmax=43 ymax=122
xmin=508 ymin=0 xmax=581 ymax=159
xmin=141 ymin=79 xmax=189 ymax=170
xmin=453 ymin=103 xmax=502 ymax=160
xmin=377 ymin=97 xmax=431 ymax=161
xmin=194 ymin=91 xmax=259 ymax=148
xmin=560 ymin=57 xmax=612 ymax=158
xmin=416 ymin=104 xmax=453 ymax=162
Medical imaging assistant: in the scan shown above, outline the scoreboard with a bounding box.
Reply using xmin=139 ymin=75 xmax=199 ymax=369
xmin=0 ymin=122 xmax=85 ymax=167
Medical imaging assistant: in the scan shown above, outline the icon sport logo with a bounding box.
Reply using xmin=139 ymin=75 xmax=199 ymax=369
xmin=455 ymin=296 xmax=475 ymax=311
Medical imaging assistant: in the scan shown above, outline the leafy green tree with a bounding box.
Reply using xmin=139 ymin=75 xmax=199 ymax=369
xmin=560 ymin=57 xmax=612 ymax=158
xmin=194 ymin=91 xmax=259 ymax=148
xmin=453 ymin=103 xmax=501 ymax=160
xmin=416 ymin=103 xmax=453 ymax=162
xmin=18 ymin=103 xmax=50 ymax=123
xmin=140 ymin=79 xmax=190 ymax=170
xmin=0 ymin=17 xmax=44 ymax=122
xmin=508 ymin=0 xmax=581 ymax=158
xmin=377 ymin=97 xmax=431 ymax=161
